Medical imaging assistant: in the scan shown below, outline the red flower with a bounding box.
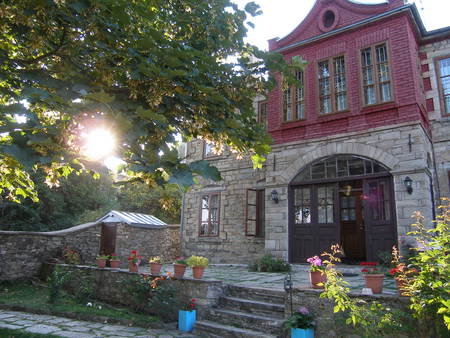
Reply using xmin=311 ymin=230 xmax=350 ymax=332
xmin=361 ymin=268 xmax=368 ymax=273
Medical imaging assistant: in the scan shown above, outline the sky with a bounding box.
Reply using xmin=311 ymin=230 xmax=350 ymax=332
xmin=233 ymin=0 xmax=450 ymax=50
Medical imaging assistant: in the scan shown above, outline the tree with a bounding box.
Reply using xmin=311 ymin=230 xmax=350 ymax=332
xmin=0 ymin=0 xmax=303 ymax=202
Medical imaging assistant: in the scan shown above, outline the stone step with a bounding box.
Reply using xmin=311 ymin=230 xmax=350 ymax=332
xmin=226 ymin=285 xmax=286 ymax=304
xmin=219 ymin=296 xmax=285 ymax=319
xmin=207 ymin=308 xmax=284 ymax=335
xmin=195 ymin=320 xmax=277 ymax=338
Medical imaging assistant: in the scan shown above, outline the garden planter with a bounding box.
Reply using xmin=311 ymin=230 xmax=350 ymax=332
xmin=150 ymin=262 xmax=163 ymax=275
xmin=110 ymin=260 xmax=120 ymax=269
xmin=291 ymin=328 xmax=314 ymax=338
xmin=309 ymin=271 xmax=326 ymax=289
xmin=96 ymin=259 xmax=107 ymax=268
xmin=178 ymin=310 xmax=196 ymax=332
xmin=363 ymin=274 xmax=384 ymax=294
xmin=192 ymin=266 xmax=205 ymax=279
xmin=128 ymin=263 xmax=139 ymax=273
xmin=173 ymin=264 xmax=187 ymax=278
xmin=395 ymin=278 xmax=408 ymax=296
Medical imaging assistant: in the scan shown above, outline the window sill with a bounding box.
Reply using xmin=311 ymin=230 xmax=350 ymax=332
xmin=360 ymin=101 xmax=396 ymax=113
xmin=317 ymin=109 xmax=349 ymax=118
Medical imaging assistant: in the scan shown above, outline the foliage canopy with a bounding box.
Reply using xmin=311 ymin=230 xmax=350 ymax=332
xmin=0 ymin=0 xmax=303 ymax=202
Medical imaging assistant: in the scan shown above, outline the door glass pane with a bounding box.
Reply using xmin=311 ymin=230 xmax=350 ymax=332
xmin=318 ymin=185 xmax=335 ymax=224
xmin=294 ymin=187 xmax=311 ymax=224
xmin=210 ymin=195 xmax=219 ymax=207
xmin=368 ymin=180 xmax=390 ymax=221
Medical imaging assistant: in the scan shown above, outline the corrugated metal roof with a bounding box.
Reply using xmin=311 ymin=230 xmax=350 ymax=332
xmin=96 ymin=210 xmax=167 ymax=228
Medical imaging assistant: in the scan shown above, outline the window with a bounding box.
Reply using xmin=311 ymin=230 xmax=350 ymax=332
xmin=246 ymin=189 xmax=265 ymax=237
xmin=203 ymin=142 xmax=215 ymax=158
xmin=283 ymin=70 xmax=305 ymax=121
xmin=257 ymin=101 xmax=268 ymax=130
xmin=199 ymin=193 xmax=220 ymax=237
xmin=294 ymin=187 xmax=311 ymax=224
xmin=437 ymin=57 xmax=450 ymax=114
xmin=318 ymin=56 xmax=347 ymax=114
xmin=361 ymin=43 xmax=392 ymax=106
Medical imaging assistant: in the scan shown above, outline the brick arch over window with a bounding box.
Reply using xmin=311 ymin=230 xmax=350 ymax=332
xmin=282 ymin=142 xmax=399 ymax=184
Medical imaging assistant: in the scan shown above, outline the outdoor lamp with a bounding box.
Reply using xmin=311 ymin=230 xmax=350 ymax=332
xmin=404 ymin=176 xmax=413 ymax=194
xmin=271 ymin=190 xmax=279 ymax=203
xmin=283 ymin=273 xmax=293 ymax=292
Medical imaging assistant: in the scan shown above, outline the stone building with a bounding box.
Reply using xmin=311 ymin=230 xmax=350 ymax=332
xmin=181 ymin=0 xmax=450 ymax=263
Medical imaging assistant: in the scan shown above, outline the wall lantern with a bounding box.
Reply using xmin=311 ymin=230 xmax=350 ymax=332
xmin=404 ymin=176 xmax=413 ymax=194
xmin=271 ymin=190 xmax=279 ymax=203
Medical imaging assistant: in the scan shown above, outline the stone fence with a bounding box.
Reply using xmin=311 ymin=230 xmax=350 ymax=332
xmin=0 ymin=223 xmax=181 ymax=281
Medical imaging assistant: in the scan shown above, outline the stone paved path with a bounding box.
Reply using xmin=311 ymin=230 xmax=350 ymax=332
xmin=0 ymin=310 xmax=199 ymax=337
xmin=156 ymin=264 xmax=398 ymax=295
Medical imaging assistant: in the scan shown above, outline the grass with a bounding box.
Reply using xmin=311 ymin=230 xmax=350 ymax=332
xmin=0 ymin=281 xmax=158 ymax=328
xmin=0 ymin=328 xmax=61 ymax=338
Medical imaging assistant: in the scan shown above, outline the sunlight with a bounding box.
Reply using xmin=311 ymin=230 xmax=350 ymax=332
xmin=82 ymin=128 xmax=115 ymax=160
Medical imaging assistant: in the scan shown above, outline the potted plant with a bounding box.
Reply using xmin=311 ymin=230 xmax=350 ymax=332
xmin=306 ymin=255 xmax=326 ymax=289
xmin=96 ymin=254 xmax=109 ymax=268
xmin=389 ymin=263 xmax=417 ymax=296
xmin=186 ymin=256 xmax=209 ymax=279
xmin=360 ymin=262 xmax=384 ymax=294
xmin=128 ymin=250 xmax=141 ymax=273
xmin=284 ymin=306 xmax=315 ymax=338
xmin=178 ymin=298 xmax=196 ymax=332
xmin=110 ymin=253 xmax=120 ymax=269
xmin=149 ymin=256 xmax=163 ymax=275
xmin=173 ymin=257 xmax=188 ymax=278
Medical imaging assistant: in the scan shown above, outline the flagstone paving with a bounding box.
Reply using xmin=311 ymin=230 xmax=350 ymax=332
xmin=0 ymin=310 xmax=198 ymax=338
xmin=157 ymin=264 xmax=398 ymax=295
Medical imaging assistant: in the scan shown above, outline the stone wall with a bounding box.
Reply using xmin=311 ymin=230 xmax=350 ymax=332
xmin=0 ymin=222 xmax=101 ymax=281
xmin=0 ymin=223 xmax=181 ymax=281
xmin=183 ymin=121 xmax=435 ymax=262
xmin=115 ymin=224 xmax=181 ymax=265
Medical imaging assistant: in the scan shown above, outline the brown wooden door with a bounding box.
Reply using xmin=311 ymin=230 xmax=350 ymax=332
xmin=340 ymin=190 xmax=365 ymax=260
xmin=363 ymin=177 xmax=397 ymax=261
xmin=290 ymin=183 xmax=339 ymax=263
xmin=100 ymin=223 xmax=117 ymax=256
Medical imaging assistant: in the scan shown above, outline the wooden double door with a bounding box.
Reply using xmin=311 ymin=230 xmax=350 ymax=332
xmin=289 ymin=176 xmax=397 ymax=263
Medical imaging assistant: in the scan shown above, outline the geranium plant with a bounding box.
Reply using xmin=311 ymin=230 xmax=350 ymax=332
xmin=283 ymin=306 xmax=315 ymax=329
xmin=360 ymin=262 xmax=381 ymax=274
xmin=110 ymin=253 xmax=119 ymax=260
xmin=181 ymin=298 xmax=196 ymax=312
xmin=96 ymin=254 xmax=110 ymax=260
xmin=306 ymin=256 xmax=325 ymax=272
xmin=128 ymin=250 xmax=142 ymax=265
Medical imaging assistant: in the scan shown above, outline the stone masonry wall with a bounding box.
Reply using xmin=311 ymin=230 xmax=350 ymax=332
xmin=183 ymin=121 xmax=435 ymax=262
xmin=0 ymin=223 xmax=181 ymax=281
xmin=0 ymin=222 xmax=101 ymax=281
xmin=115 ymin=224 xmax=181 ymax=265
xmin=420 ymin=39 xmax=450 ymax=200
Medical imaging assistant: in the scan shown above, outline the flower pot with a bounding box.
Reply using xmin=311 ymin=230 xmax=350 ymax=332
xmin=173 ymin=263 xmax=187 ymax=278
xmin=150 ymin=262 xmax=163 ymax=275
xmin=395 ymin=277 xmax=408 ymax=296
xmin=309 ymin=271 xmax=326 ymax=289
xmin=128 ymin=263 xmax=139 ymax=273
xmin=96 ymin=259 xmax=107 ymax=268
xmin=192 ymin=266 xmax=205 ymax=279
xmin=363 ymin=274 xmax=384 ymax=294
xmin=178 ymin=310 xmax=196 ymax=332
xmin=110 ymin=260 xmax=120 ymax=269
xmin=291 ymin=327 xmax=314 ymax=338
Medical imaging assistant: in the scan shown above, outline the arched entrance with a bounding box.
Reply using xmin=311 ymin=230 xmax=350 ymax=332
xmin=288 ymin=154 xmax=397 ymax=263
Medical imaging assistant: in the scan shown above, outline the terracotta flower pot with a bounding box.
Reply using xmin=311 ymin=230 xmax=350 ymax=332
xmin=174 ymin=263 xmax=187 ymax=278
xmin=150 ymin=262 xmax=163 ymax=275
xmin=395 ymin=277 xmax=408 ymax=296
xmin=192 ymin=266 xmax=205 ymax=279
xmin=309 ymin=271 xmax=327 ymax=289
xmin=96 ymin=259 xmax=107 ymax=268
xmin=128 ymin=263 xmax=139 ymax=273
xmin=363 ymin=274 xmax=384 ymax=294
xmin=110 ymin=260 xmax=120 ymax=269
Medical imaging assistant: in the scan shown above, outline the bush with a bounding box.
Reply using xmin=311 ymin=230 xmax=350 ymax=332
xmin=47 ymin=267 xmax=72 ymax=304
xmin=248 ymin=254 xmax=291 ymax=272
xmin=149 ymin=282 xmax=180 ymax=322
xmin=186 ymin=256 xmax=208 ymax=268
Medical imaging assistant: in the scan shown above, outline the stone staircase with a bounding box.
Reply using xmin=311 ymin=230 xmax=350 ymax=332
xmin=195 ymin=285 xmax=286 ymax=337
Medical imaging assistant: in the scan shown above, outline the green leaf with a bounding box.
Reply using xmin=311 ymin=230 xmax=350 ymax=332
xmin=189 ymin=160 xmax=221 ymax=181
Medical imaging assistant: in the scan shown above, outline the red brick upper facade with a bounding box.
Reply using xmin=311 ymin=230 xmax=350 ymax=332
xmin=267 ymin=0 xmax=430 ymax=144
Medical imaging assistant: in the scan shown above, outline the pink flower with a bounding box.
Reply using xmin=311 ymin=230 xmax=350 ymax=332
xmin=297 ymin=306 xmax=309 ymax=315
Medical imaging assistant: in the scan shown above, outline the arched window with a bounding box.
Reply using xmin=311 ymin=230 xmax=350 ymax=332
xmin=291 ymin=154 xmax=388 ymax=184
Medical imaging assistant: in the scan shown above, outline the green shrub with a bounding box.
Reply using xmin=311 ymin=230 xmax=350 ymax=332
xmin=121 ymin=275 xmax=154 ymax=311
xmin=248 ymin=254 xmax=291 ymax=272
xmin=186 ymin=255 xmax=208 ymax=267
xmin=47 ymin=267 xmax=72 ymax=304
xmin=73 ymin=273 xmax=94 ymax=304
xmin=148 ymin=282 xmax=180 ymax=322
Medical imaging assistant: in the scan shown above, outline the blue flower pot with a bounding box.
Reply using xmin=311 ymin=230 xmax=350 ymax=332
xmin=178 ymin=310 xmax=196 ymax=332
xmin=291 ymin=327 xmax=314 ymax=338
